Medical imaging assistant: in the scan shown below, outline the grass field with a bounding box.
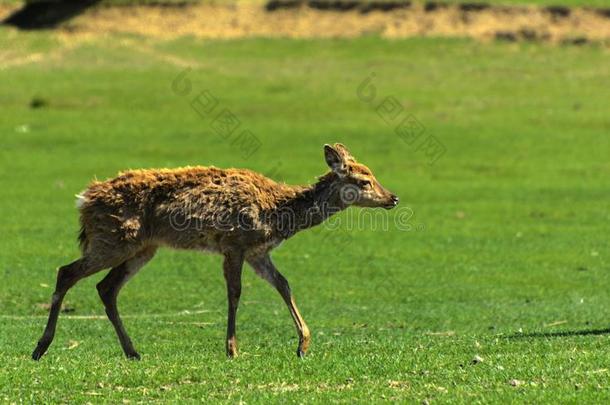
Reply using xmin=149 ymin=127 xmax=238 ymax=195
xmin=1 ymin=0 xmax=610 ymax=9
xmin=1 ymin=28 xmax=610 ymax=403
xmin=94 ymin=0 xmax=610 ymax=9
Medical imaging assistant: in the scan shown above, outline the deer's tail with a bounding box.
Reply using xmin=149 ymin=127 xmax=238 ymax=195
xmin=75 ymin=193 xmax=90 ymax=253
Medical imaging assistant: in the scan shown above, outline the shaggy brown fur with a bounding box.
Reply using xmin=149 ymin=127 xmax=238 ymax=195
xmin=32 ymin=143 xmax=398 ymax=360
xmin=77 ymin=166 xmax=303 ymax=259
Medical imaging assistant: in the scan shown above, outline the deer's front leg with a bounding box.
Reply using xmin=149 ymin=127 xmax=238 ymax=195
xmin=247 ymin=253 xmax=311 ymax=358
xmin=223 ymin=251 xmax=244 ymax=358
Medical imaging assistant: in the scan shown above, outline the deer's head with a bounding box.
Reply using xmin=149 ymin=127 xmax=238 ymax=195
xmin=324 ymin=143 xmax=399 ymax=210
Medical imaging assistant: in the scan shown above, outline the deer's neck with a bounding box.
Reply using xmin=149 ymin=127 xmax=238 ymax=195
xmin=276 ymin=173 xmax=346 ymax=238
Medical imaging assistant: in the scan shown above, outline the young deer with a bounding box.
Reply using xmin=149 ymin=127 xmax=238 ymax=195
xmin=32 ymin=143 xmax=398 ymax=360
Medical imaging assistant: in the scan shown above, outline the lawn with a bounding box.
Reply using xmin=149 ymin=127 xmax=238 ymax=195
xmin=1 ymin=0 xmax=610 ymax=9
xmin=0 ymin=29 xmax=609 ymax=403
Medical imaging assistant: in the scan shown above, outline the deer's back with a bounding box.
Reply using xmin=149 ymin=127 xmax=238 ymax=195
xmin=77 ymin=166 xmax=300 ymax=255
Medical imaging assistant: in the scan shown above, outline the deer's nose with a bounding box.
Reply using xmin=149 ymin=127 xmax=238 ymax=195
xmin=390 ymin=194 xmax=399 ymax=206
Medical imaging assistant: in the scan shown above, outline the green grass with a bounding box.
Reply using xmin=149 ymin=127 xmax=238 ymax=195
xmin=1 ymin=30 xmax=610 ymax=403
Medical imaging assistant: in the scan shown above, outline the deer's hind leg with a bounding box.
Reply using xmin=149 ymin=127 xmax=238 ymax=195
xmin=223 ymin=250 xmax=244 ymax=358
xmin=32 ymin=256 xmax=110 ymax=360
xmin=96 ymin=246 xmax=157 ymax=360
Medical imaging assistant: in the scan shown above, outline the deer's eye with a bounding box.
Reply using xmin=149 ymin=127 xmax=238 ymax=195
xmin=358 ymin=180 xmax=372 ymax=189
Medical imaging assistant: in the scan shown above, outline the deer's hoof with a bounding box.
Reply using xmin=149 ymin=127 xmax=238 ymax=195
xmin=126 ymin=351 xmax=141 ymax=361
xmin=32 ymin=342 xmax=49 ymax=361
xmin=31 ymin=348 xmax=44 ymax=361
xmin=226 ymin=338 xmax=238 ymax=358
xmin=297 ymin=336 xmax=310 ymax=358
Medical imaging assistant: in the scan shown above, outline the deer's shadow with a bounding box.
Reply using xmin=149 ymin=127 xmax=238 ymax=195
xmin=507 ymin=328 xmax=610 ymax=340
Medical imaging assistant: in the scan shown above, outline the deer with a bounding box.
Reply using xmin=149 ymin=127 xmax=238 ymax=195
xmin=32 ymin=143 xmax=399 ymax=360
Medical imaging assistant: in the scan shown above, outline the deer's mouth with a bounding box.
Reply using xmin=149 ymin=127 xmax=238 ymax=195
xmin=382 ymin=195 xmax=399 ymax=209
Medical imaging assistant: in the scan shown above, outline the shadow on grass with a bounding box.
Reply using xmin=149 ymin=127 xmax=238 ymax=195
xmin=3 ymin=0 xmax=101 ymax=30
xmin=507 ymin=328 xmax=610 ymax=339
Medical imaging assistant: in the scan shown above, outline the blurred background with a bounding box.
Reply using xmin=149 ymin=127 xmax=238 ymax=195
xmin=1 ymin=0 xmax=609 ymax=402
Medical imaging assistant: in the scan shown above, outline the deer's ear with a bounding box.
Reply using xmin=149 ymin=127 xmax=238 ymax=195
xmin=333 ymin=143 xmax=355 ymax=162
xmin=324 ymin=144 xmax=347 ymax=177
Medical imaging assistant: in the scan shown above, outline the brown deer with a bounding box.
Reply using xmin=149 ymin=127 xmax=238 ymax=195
xmin=32 ymin=143 xmax=398 ymax=360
